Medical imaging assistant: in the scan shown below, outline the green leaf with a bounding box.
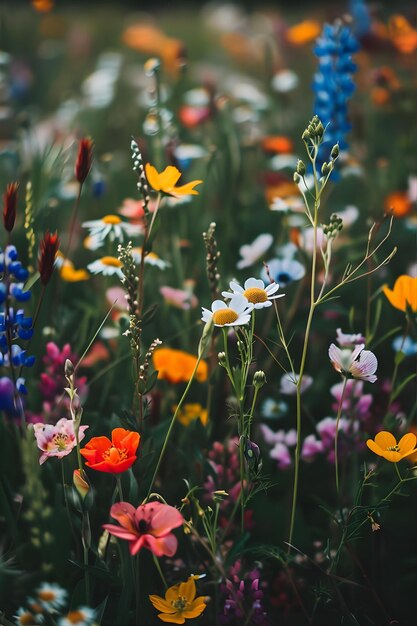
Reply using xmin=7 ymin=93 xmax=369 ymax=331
xmin=392 ymin=373 xmax=417 ymax=401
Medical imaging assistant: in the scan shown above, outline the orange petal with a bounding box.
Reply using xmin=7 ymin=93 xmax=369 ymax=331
xmin=366 ymin=439 xmax=385 ymax=457
xmin=374 ymin=431 xmax=397 ymax=450
xmin=159 ymin=165 xmax=182 ymax=189
xmin=145 ymin=163 xmax=162 ymax=191
xmin=158 ymin=613 xmax=185 ymax=624
xmin=178 ymin=577 xmax=196 ymax=603
xmin=398 ymin=432 xmax=417 ymax=455
xmin=383 ymin=285 xmax=404 ymax=311
xmin=380 ymin=450 xmax=402 ymax=463
xmin=170 ymin=180 xmax=202 ymax=196
xmin=149 ymin=595 xmax=176 ymax=614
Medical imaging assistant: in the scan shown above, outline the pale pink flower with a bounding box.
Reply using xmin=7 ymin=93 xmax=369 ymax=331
xmin=301 ymin=434 xmax=324 ymax=462
xmin=328 ymin=343 xmax=378 ymax=383
xmin=336 ymin=328 xmax=365 ymax=347
xmin=32 ymin=418 xmax=89 ymax=465
xmin=103 ymin=501 xmax=183 ymax=557
xmin=269 ymin=442 xmax=292 ymax=470
xmin=279 ymin=372 xmax=313 ymax=395
xmin=159 ymin=285 xmax=198 ymax=310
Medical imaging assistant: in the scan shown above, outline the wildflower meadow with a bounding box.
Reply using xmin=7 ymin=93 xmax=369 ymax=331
xmin=1 ymin=1 xmax=417 ymax=625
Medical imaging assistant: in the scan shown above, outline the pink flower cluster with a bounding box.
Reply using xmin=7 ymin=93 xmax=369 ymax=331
xmin=259 ymin=425 xmax=297 ymax=470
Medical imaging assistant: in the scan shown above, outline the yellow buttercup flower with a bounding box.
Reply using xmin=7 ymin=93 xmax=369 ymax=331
xmin=60 ymin=259 xmax=89 ymax=282
xmin=145 ymin=163 xmax=202 ymax=198
xmin=149 ymin=575 xmax=207 ymax=624
xmin=175 ymin=403 xmax=208 ymax=427
xmin=366 ymin=431 xmax=417 ymax=463
xmin=382 ymin=275 xmax=417 ymax=313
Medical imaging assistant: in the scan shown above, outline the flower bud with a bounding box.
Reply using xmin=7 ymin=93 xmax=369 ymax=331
xmin=321 ymin=162 xmax=331 ymax=176
xmin=38 ymin=230 xmax=60 ymax=286
xmin=73 ymin=469 xmax=89 ymax=500
xmin=331 ymin=143 xmax=340 ymax=159
xmin=253 ymin=370 xmax=266 ymax=389
xmin=3 ymin=182 xmax=18 ymax=233
xmin=218 ymin=351 xmax=227 ymax=366
xmin=296 ymin=159 xmax=306 ymax=176
xmin=75 ymin=137 xmax=94 ymax=185
xmin=293 ymin=172 xmax=300 ymax=184
xmin=302 ymin=129 xmax=310 ymax=142
xmin=65 ymin=359 xmax=75 ymax=378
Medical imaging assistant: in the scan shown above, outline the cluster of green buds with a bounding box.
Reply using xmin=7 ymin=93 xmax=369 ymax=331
xmin=323 ymin=213 xmax=343 ymax=239
xmin=320 ymin=143 xmax=340 ymax=178
xmin=302 ymin=115 xmax=325 ymax=143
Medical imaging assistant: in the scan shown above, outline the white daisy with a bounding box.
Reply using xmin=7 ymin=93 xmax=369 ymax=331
xmin=58 ymin=607 xmax=96 ymax=626
xmin=36 ymin=582 xmax=68 ymax=612
xmin=201 ymin=295 xmax=253 ymax=327
xmin=131 ymin=248 xmax=171 ymax=270
xmin=236 ymin=234 xmax=273 ymax=270
xmin=87 ymin=256 xmax=123 ymax=278
xmin=14 ymin=607 xmax=43 ymax=625
xmin=82 ymin=214 xmax=143 ymax=251
xmin=222 ymin=278 xmax=284 ymax=309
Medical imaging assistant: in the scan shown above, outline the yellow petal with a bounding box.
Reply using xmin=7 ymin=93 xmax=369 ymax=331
xmin=380 ymin=450 xmax=402 ymax=463
xmin=158 ymin=612 xmax=185 ymax=624
xmin=183 ymin=597 xmax=207 ymax=618
xmin=374 ymin=431 xmax=397 ymax=450
xmin=366 ymin=439 xmax=385 ymax=457
xmin=383 ymin=285 xmax=404 ymax=311
xmin=398 ymin=432 xmax=417 ymax=455
xmin=165 ymin=584 xmax=180 ymax=604
xmin=400 ymin=275 xmax=417 ymax=311
xmin=149 ymin=595 xmax=176 ymax=614
xmin=178 ymin=577 xmax=196 ymax=603
xmin=169 ymin=180 xmax=202 ymax=196
xmin=145 ymin=163 xmax=162 ymax=191
xmin=159 ymin=165 xmax=182 ymax=189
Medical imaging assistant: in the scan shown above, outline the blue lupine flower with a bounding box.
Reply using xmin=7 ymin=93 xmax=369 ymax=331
xmin=349 ymin=0 xmax=371 ymax=38
xmin=0 ymin=245 xmax=35 ymax=414
xmin=313 ymin=22 xmax=359 ymax=171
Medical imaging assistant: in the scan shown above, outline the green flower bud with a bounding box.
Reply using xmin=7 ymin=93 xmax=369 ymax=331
xmin=296 ymin=159 xmax=306 ymax=176
xmin=253 ymin=370 xmax=267 ymax=389
xmin=293 ymin=172 xmax=300 ymax=184
xmin=331 ymin=143 xmax=340 ymax=159
xmin=321 ymin=162 xmax=330 ymax=176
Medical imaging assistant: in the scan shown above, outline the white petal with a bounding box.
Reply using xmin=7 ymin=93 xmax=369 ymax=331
xmin=211 ymin=300 xmax=227 ymax=312
xmin=229 ymin=281 xmax=244 ymax=293
xmin=328 ymin=343 xmax=343 ymax=371
xmin=221 ymin=290 xmax=234 ymax=299
xmin=230 ymin=294 xmax=250 ymax=313
xmin=244 ymin=277 xmax=264 ymax=289
xmin=265 ymin=282 xmax=279 ymax=295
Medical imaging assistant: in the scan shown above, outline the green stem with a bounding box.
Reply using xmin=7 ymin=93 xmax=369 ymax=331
xmin=116 ymin=475 xmax=124 ymax=501
xmin=334 ymin=377 xmax=349 ymax=496
xmin=144 ymin=353 xmax=203 ymax=501
xmin=153 ymin=554 xmax=167 ymax=589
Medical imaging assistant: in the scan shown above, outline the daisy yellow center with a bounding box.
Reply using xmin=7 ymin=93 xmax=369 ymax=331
xmin=51 ymin=433 xmax=70 ymax=450
xmin=100 ymin=256 xmax=122 ymax=267
xmin=18 ymin=614 xmax=35 ymax=626
xmin=147 ymin=252 xmax=159 ymax=260
xmin=387 ymin=445 xmax=400 ymax=452
xmin=243 ymin=287 xmax=267 ymax=303
xmin=102 ymin=214 xmax=121 ymax=224
xmin=213 ymin=309 xmax=238 ymax=325
xmin=172 ymin=596 xmax=190 ymax=612
xmin=66 ymin=610 xmax=85 ymax=624
xmin=103 ymin=446 xmax=128 ymax=463
xmin=38 ymin=590 xmax=56 ymax=601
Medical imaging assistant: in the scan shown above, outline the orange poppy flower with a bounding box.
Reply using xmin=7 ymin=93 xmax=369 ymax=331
xmin=366 ymin=431 xmax=417 ymax=462
xmin=145 ymin=164 xmax=202 ymax=197
xmin=122 ymin=24 xmax=184 ymax=73
xmin=153 ymin=348 xmax=207 ymax=384
xmin=60 ymin=259 xmax=89 ymax=282
xmin=32 ymin=0 xmax=54 ymax=12
xmin=286 ymin=20 xmax=321 ymax=46
xmin=149 ymin=575 xmax=207 ymax=624
xmin=80 ymin=428 xmax=140 ymax=474
xmin=382 ymin=275 xmax=417 ymax=313
xmin=384 ymin=191 xmax=412 ymax=217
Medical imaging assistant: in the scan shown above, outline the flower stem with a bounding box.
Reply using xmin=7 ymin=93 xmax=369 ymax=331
xmin=334 ymin=377 xmax=349 ymax=496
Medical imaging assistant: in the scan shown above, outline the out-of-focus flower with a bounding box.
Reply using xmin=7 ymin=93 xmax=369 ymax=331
xmin=330 ymin=379 xmax=372 ymax=420
xmin=222 ymin=278 xmax=284 ymax=310
xmin=367 ymin=431 xmax=417 ymax=462
xmin=131 ymin=248 xmax=170 ymax=270
xmin=286 ymin=20 xmax=321 ymax=45
xmin=3 ymin=182 xmax=18 ymax=233
xmin=279 ymin=372 xmax=313 ymax=395
xmin=122 ymin=24 xmax=185 ymax=74
xmin=271 ymin=69 xmax=299 ymax=93
xmin=149 ymin=575 xmax=207 ymax=623
xmin=383 ymin=275 xmax=417 ymax=313
xmin=173 ymin=144 xmax=208 ymax=170
xmin=82 ymin=215 xmax=143 ymax=250
xmin=260 ymin=398 xmax=288 ymax=420
xmin=392 ymin=335 xmax=417 ymax=356
xmin=336 ymin=328 xmax=365 ymax=347
xmin=384 ymin=191 xmax=412 ymax=218
xmin=14 ymin=608 xmax=42 ymax=625
xmin=261 ymin=258 xmax=305 ymax=287
xmin=38 ymin=231 xmax=59 ymax=286
xmin=31 ymin=0 xmax=54 ymax=12
xmin=118 ymin=197 xmax=152 ymax=226
xmin=153 ymin=348 xmax=208 ymax=384
xmin=145 ymin=164 xmax=202 ymax=197
xmin=260 ymin=424 xmax=296 ymax=470
xmin=160 ymin=285 xmax=198 ymax=310
xmin=202 ymin=295 xmax=253 ymax=327
xmin=75 ymin=137 xmax=93 ymax=185
xmin=80 ymin=427 xmax=140 ymax=474
xmin=388 ymin=15 xmax=417 ymax=55
xmin=262 ymin=136 xmax=294 ymax=154
xmin=329 ymin=343 xmax=378 ymax=383
xmin=81 ymin=341 xmax=110 ymax=367
xmin=219 ymin=562 xmax=270 ymax=625
xmin=301 ymin=434 xmax=324 ymax=461
xmin=35 ymin=582 xmax=68 ymax=612
xmin=236 ymin=234 xmax=273 ymax=270
xmin=176 ymin=403 xmax=208 ymax=427
xmin=103 ymin=501 xmax=183 ymax=556
xmin=58 ymin=606 xmax=96 ymax=626
xmin=87 ymin=256 xmax=123 ymax=278
xmin=32 ymin=418 xmax=88 ymax=465
xmin=57 ymin=257 xmax=89 ymax=282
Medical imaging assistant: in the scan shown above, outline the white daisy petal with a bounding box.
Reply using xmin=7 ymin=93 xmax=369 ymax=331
xmin=244 ymin=277 xmax=264 ymax=290
xmin=212 ymin=300 xmax=227 ymax=312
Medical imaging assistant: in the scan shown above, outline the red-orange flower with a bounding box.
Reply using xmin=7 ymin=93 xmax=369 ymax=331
xmin=384 ymin=191 xmax=412 ymax=218
xmin=153 ymin=348 xmax=208 ymax=384
xmin=80 ymin=428 xmax=140 ymax=474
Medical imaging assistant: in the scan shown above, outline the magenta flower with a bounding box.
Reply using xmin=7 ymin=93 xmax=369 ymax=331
xmin=328 ymin=343 xmax=378 ymax=383
xmin=103 ymin=501 xmax=183 ymax=557
xmin=301 ymin=434 xmax=324 ymax=462
xmin=32 ymin=418 xmax=89 ymax=465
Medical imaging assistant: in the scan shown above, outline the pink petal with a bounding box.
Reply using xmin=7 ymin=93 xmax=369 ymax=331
xmin=103 ymin=524 xmax=138 ymax=542
xmin=109 ymin=502 xmax=137 ymax=531
xmin=150 ymin=504 xmax=183 ymax=535
xmin=143 ymin=533 xmax=178 ymax=557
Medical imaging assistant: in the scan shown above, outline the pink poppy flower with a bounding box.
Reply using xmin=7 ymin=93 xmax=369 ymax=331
xmin=103 ymin=501 xmax=183 ymax=557
xmin=32 ymin=418 xmax=89 ymax=465
xmin=159 ymin=285 xmax=198 ymax=310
